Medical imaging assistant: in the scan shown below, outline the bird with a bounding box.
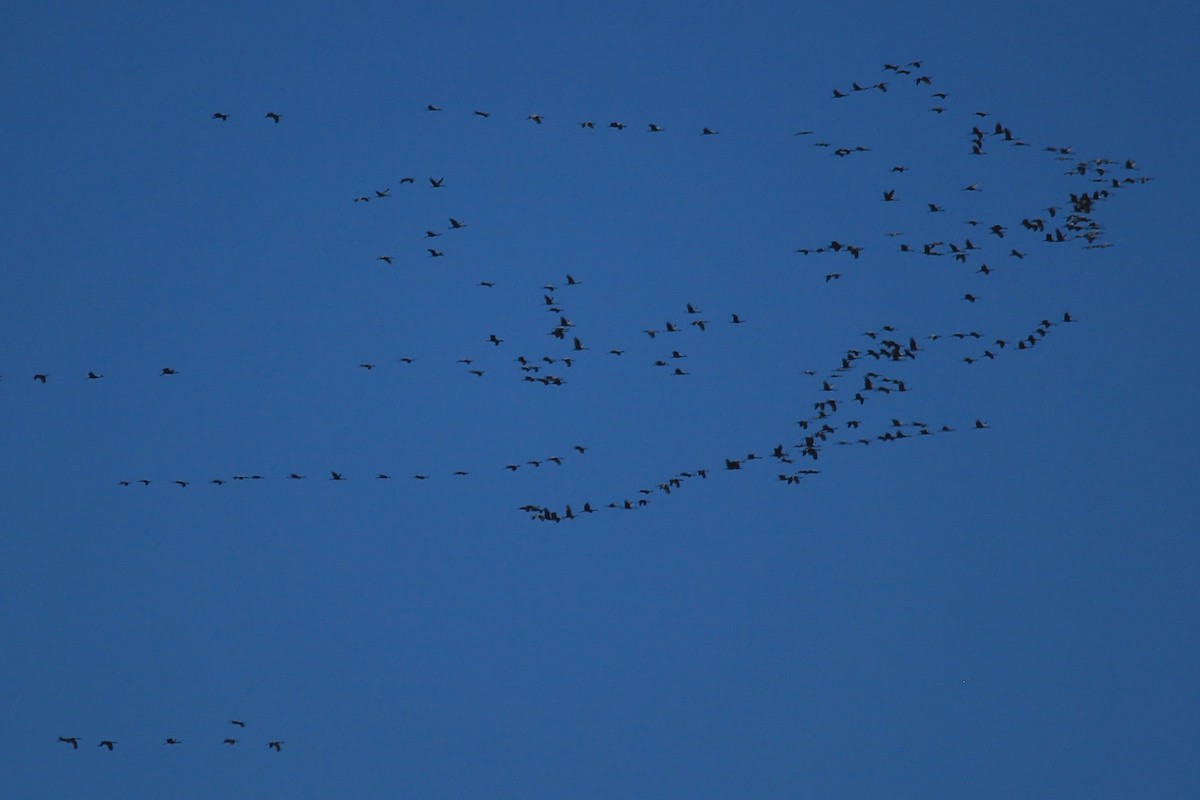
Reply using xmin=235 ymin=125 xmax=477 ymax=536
xmin=331 ymin=471 xmax=345 ymax=481
xmin=428 ymin=249 xmax=444 ymax=257
xmin=701 ymin=127 xmax=718 ymax=135
xmin=223 ymin=738 xmax=238 ymax=745
xmin=164 ymin=738 xmax=181 ymax=745
xmin=429 ymin=178 xmax=444 ymax=188
xmin=376 ymin=256 xmax=393 ymax=264
xmin=527 ymin=114 xmax=543 ymax=124
xmin=609 ymin=121 xmax=626 ymax=130
xmin=230 ymin=720 xmax=246 ymax=728
xmin=160 ymin=367 xmax=178 ymax=376
xmin=59 ymin=737 xmax=79 ymax=749
xmin=212 ymin=112 xmax=229 ymax=121
xmin=426 ymin=104 xmax=442 ymax=111
xmin=264 ymin=112 xmax=281 ymax=123
xmin=98 ymin=740 xmax=116 ymax=750
xmin=648 ymin=124 xmax=664 ymax=132
xmin=883 ymin=189 xmax=897 ymax=202
xmin=33 ymin=374 xmax=47 ymax=383
xmin=268 ymin=741 xmax=284 ymax=752
xmin=449 ymin=217 xmax=467 ymax=229
xmin=473 ymin=110 xmax=490 ymax=118
xmin=730 ymin=313 xmax=745 ymax=324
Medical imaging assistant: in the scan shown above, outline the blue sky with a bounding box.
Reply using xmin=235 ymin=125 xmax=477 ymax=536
xmin=3 ymin=1 xmax=1198 ymax=797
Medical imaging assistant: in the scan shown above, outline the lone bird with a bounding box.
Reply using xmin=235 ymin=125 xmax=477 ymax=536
xmin=98 ymin=740 xmax=116 ymax=750
xmin=212 ymin=112 xmax=229 ymax=121
xmin=59 ymin=737 xmax=79 ymax=749
xmin=264 ymin=112 xmax=281 ymax=123
xmin=268 ymin=741 xmax=284 ymax=751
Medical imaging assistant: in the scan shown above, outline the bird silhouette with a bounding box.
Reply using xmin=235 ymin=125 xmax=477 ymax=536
xmin=264 ymin=112 xmax=281 ymax=123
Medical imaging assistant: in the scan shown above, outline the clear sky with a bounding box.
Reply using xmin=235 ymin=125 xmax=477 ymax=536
xmin=3 ymin=1 xmax=1198 ymax=797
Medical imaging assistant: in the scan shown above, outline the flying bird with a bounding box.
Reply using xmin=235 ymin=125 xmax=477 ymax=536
xmin=264 ymin=112 xmax=281 ymax=123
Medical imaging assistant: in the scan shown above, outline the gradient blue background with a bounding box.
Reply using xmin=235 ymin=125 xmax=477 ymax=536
xmin=3 ymin=1 xmax=1197 ymax=797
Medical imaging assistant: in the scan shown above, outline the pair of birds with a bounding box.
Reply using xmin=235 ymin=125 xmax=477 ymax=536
xmin=211 ymin=112 xmax=279 ymax=123
xmin=58 ymin=736 xmax=114 ymax=750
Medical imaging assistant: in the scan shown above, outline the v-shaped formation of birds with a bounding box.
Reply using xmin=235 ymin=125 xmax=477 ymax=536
xmin=24 ymin=59 xmax=1150 ymax=537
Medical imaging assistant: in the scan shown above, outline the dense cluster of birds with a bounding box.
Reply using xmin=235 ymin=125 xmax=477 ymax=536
xmin=21 ymin=59 xmax=1150 ymax=532
xmin=56 ymin=721 xmax=284 ymax=752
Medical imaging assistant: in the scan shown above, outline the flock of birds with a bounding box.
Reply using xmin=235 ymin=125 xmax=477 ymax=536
xmin=38 ymin=58 xmax=1153 ymax=759
xmin=23 ymin=58 xmax=1150 ymax=537
xmin=56 ymin=721 xmax=283 ymax=753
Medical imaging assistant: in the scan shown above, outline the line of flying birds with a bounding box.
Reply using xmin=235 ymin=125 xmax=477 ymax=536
xmin=57 ymin=720 xmax=283 ymax=752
